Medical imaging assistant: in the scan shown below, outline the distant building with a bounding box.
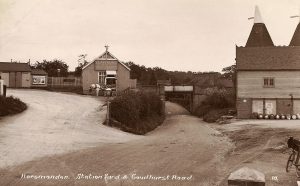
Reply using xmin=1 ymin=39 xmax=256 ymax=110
xmin=0 ymin=62 xmax=48 ymax=88
xmin=0 ymin=62 xmax=32 ymax=88
xmin=236 ymin=7 xmax=300 ymax=118
xmin=82 ymin=47 xmax=136 ymax=94
xmin=31 ymin=69 xmax=48 ymax=88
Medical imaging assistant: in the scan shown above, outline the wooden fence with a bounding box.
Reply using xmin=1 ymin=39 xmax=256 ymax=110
xmin=48 ymin=77 xmax=82 ymax=87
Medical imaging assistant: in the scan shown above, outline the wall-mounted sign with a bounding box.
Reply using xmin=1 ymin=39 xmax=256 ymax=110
xmin=32 ymin=76 xmax=46 ymax=85
xmin=95 ymin=60 xmax=118 ymax=71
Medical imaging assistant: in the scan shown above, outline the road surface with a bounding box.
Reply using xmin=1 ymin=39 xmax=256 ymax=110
xmin=0 ymin=99 xmax=232 ymax=186
xmin=0 ymin=89 xmax=140 ymax=168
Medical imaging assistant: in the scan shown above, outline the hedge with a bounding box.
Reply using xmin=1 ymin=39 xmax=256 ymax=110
xmin=109 ymin=91 xmax=165 ymax=134
xmin=0 ymin=96 xmax=27 ymax=116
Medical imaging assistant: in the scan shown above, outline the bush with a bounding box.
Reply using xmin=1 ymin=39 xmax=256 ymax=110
xmin=0 ymin=96 xmax=27 ymax=116
xmin=193 ymin=89 xmax=236 ymax=122
xmin=109 ymin=91 xmax=165 ymax=134
xmin=203 ymin=108 xmax=231 ymax=123
xmin=193 ymin=104 xmax=212 ymax=117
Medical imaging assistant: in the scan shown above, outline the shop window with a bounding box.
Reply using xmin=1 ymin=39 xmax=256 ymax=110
xmin=98 ymin=71 xmax=106 ymax=85
xmin=32 ymin=76 xmax=46 ymax=85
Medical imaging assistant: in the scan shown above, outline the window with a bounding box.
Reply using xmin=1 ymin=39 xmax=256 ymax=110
xmin=98 ymin=71 xmax=106 ymax=85
xmin=263 ymin=77 xmax=275 ymax=87
xmin=32 ymin=76 xmax=46 ymax=85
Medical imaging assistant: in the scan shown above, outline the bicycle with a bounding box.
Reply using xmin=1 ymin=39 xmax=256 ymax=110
xmin=286 ymin=137 xmax=300 ymax=177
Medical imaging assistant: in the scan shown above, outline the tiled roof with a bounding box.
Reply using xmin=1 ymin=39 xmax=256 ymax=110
xmin=0 ymin=62 xmax=31 ymax=72
xmin=236 ymin=46 xmax=300 ymax=70
xmin=246 ymin=23 xmax=274 ymax=47
xmin=290 ymin=23 xmax=300 ymax=46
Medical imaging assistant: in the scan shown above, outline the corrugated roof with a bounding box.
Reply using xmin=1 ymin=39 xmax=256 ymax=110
xmin=236 ymin=46 xmax=300 ymax=70
xmin=245 ymin=23 xmax=274 ymax=47
xmin=0 ymin=62 xmax=31 ymax=72
xmin=290 ymin=23 xmax=300 ymax=46
xmin=31 ymin=68 xmax=47 ymax=75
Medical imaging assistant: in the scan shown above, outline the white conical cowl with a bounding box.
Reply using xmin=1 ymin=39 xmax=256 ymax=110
xmin=254 ymin=6 xmax=263 ymax=23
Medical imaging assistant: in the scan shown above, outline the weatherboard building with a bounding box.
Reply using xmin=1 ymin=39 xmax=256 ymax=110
xmin=82 ymin=47 xmax=136 ymax=94
xmin=236 ymin=7 xmax=300 ymax=118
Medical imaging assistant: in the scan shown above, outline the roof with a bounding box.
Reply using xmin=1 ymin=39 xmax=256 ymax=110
xmin=236 ymin=46 xmax=300 ymax=70
xmin=82 ymin=50 xmax=131 ymax=71
xmin=290 ymin=23 xmax=300 ymax=46
xmin=245 ymin=23 xmax=274 ymax=47
xmin=31 ymin=68 xmax=47 ymax=75
xmin=0 ymin=62 xmax=31 ymax=72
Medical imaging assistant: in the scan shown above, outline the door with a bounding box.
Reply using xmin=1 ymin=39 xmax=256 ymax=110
xmin=265 ymin=100 xmax=276 ymax=114
xmin=9 ymin=72 xmax=16 ymax=88
xmin=21 ymin=72 xmax=31 ymax=87
xmin=252 ymin=100 xmax=263 ymax=114
xmin=16 ymin=72 xmax=22 ymax=87
xmin=293 ymin=100 xmax=300 ymax=115
xmin=277 ymin=99 xmax=292 ymax=115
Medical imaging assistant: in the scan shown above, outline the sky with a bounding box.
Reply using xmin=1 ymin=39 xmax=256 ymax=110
xmin=0 ymin=0 xmax=300 ymax=72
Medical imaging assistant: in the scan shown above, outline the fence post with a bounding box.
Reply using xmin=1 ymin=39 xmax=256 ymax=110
xmin=106 ymin=100 xmax=110 ymax=125
xmin=3 ymin=85 xmax=6 ymax=97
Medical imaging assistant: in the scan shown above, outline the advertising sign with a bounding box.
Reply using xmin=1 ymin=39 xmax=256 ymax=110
xmin=32 ymin=76 xmax=46 ymax=85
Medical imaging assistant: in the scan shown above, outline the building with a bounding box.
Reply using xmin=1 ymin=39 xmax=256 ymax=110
xmin=82 ymin=47 xmax=136 ymax=94
xmin=31 ymin=69 xmax=48 ymax=88
xmin=236 ymin=7 xmax=300 ymax=118
xmin=0 ymin=62 xmax=48 ymax=88
xmin=0 ymin=62 xmax=32 ymax=88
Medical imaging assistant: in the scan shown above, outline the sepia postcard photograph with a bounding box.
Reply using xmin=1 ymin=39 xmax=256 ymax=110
xmin=1 ymin=0 xmax=300 ymax=185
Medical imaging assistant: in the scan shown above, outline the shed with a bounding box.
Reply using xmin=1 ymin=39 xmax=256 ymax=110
xmin=31 ymin=69 xmax=48 ymax=87
xmin=0 ymin=62 xmax=31 ymax=88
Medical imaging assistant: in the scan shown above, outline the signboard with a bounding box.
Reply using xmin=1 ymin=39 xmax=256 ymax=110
xmin=95 ymin=60 xmax=118 ymax=71
xmin=32 ymin=75 xmax=46 ymax=85
xmin=265 ymin=100 xmax=276 ymax=114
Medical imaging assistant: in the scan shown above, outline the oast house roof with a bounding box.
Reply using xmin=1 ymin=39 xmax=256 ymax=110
xmin=246 ymin=23 xmax=274 ymax=47
xmin=290 ymin=23 xmax=300 ymax=46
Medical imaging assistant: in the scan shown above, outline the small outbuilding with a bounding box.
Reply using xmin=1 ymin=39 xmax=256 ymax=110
xmin=82 ymin=47 xmax=136 ymax=94
xmin=31 ymin=69 xmax=48 ymax=88
xmin=0 ymin=62 xmax=32 ymax=88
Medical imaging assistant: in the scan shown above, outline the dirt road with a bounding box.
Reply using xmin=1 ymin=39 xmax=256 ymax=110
xmin=0 ymin=89 xmax=140 ymax=168
xmin=0 ymin=101 xmax=232 ymax=186
xmin=216 ymin=120 xmax=300 ymax=186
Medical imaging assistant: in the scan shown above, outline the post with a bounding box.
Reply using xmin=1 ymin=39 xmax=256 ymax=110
xmin=0 ymin=79 xmax=3 ymax=96
xmin=106 ymin=100 xmax=110 ymax=125
xmin=3 ymin=85 xmax=6 ymax=97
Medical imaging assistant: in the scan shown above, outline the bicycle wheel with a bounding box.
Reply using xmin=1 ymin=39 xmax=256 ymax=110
xmin=286 ymin=152 xmax=296 ymax=172
xmin=296 ymin=166 xmax=300 ymax=178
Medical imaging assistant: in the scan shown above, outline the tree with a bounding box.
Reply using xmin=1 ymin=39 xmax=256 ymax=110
xmin=74 ymin=54 xmax=88 ymax=77
xmin=149 ymin=71 xmax=157 ymax=85
xmin=222 ymin=64 xmax=236 ymax=87
xmin=33 ymin=59 xmax=69 ymax=77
